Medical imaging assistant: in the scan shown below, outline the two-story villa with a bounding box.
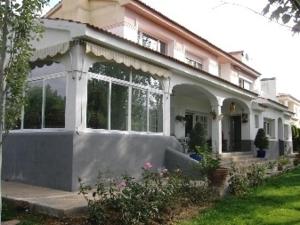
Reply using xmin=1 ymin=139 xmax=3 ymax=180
xmin=3 ymin=0 xmax=294 ymax=191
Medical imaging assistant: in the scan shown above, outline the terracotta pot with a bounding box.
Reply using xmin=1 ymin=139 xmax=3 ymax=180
xmin=208 ymin=167 xmax=229 ymax=187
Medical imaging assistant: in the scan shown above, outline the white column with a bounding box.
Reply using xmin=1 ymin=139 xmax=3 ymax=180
xmin=211 ymin=103 xmax=222 ymax=154
xmin=65 ymin=43 xmax=88 ymax=131
xmin=163 ymin=93 xmax=171 ymax=136
xmin=163 ymin=78 xmax=171 ymax=136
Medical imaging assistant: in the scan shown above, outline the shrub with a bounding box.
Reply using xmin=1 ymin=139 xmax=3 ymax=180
xmin=292 ymin=125 xmax=300 ymax=152
xmin=254 ymin=128 xmax=269 ymax=150
xmin=195 ymin=145 xmax=220 ymax=175
xmin=189 ymin=122 xmax=207 ymax=151
xmin=228 ymin=164 xmax=249 ymax=196
xmin=228 ymin=163 xmax=267 ymax=197
xmin=79 ymin=164 xmax=212 ymax=225
xmin=247 ymin=163 xmax=267 ymax=187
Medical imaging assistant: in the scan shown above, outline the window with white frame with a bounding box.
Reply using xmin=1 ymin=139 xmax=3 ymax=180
xmin=137 ymin=31 xmax=167 ymax=54
xmin=263 ymin=118 xmax=275 ymax=138
xmin=239 ymin=77 xmax=252 ymax=90
xmin=22 ymin=63 xmax=66 ymax=129
xmin=87 ymin=60 xmax=163 ymax=133
xmin=185 ymin=52 xmax=203 ymax=70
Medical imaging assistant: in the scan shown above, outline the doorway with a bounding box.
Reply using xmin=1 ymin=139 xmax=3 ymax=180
xmin=185 ymin=113 xmax=193 ymax=137
xmin=229 ymin=115 xmax=242 ymax=152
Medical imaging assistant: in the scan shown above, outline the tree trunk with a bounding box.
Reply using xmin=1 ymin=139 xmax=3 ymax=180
xmin=0 ymin=0 xmax=10 ymax=222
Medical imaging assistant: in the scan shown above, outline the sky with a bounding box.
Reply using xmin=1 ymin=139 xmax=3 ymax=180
xmin=43 ymin=0 xmax=300 ymax=99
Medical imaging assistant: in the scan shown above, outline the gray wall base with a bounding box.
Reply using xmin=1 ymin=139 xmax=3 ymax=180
xmin=165 ymin=148 xmax=202 ymax=178
xmin=3 ymin=132 xmax=74 ymax=191
xmin=3 ymin=131 xmax=182 ymax=191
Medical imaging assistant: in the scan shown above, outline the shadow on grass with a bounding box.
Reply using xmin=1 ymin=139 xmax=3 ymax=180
xmin=180 ymin=167 xmax=300 ymax=225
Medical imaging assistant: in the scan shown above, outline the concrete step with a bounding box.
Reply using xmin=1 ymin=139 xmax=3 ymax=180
xmin=2 ymin=181 xmax=87 ymax=218
xmin=220 ymin=152 xmax=268 ymax=167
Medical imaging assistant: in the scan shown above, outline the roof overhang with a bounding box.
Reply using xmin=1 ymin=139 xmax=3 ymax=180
xmin=40 ymin=18 xmax=259 ymax=99
xmin=123 ymin=0 xmax=261 ymax=78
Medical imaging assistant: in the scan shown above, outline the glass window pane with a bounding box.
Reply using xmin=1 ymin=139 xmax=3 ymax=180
xmin=244 ymin=81 xmax=251 ymax=90
xmin=132 ymin=68 xmax=162 ymax=89
xmin=29 ymin=63 xmax=65 ymax=79
xmin=111 ymin=83 xmax=128 ymax=130
xmin=132 ymin=88 xmax=147 ymax=132
xmin=87 ymin=79 xmax=109 ymax=129
xmin=44 ymin=78 xmax=66 ymax=128
xmin=24 ymin=81 xmax=43 ymax=129
xmin=89 ymin=61 xmax=130 ymax=81
xmin=149 ymin=93 xmax=163 ymax=132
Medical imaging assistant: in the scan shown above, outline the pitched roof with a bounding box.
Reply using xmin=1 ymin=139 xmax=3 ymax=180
xmin=44 ymin=0 xmax=261 ymax=78
xmin=43 ymin=18 xmax=259 ymax=97
xmin=129 ymin=0 xmax=261 ymax=77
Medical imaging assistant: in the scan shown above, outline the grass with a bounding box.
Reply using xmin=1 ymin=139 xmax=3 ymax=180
xmin=179 ymin=166 xmax=300 ymax=225
xmin=2 ymin=202 xmax=45 ymax=225
xmin=2 ymin=201 xmax=87 ymax=225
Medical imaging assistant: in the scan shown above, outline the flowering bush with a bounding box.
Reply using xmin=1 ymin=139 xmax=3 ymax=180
xmin=79 ymin=163 xmax=211 ymax=225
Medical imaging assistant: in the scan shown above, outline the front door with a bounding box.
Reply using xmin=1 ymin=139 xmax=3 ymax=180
xmin=230 ymin=116 xmax=242 ymax=152
xmin=185 ymin=113 xmax=193 ymax=137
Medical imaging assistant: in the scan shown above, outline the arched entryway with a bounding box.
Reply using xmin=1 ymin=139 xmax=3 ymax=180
xmin=222 ymin=98 xmax=250 ymax=152
xmin=171 ymin=84 xmax=219 ymax=152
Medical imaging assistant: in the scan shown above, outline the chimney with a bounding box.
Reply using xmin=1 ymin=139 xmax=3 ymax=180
xmin=260 ymin=77 xmax=277 ymax=101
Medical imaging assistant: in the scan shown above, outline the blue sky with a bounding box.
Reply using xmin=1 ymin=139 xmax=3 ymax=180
xmin=44 ymin=0 xmax=300 ymax=99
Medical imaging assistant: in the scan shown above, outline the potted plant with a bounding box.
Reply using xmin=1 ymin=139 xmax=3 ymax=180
xmin=210 ymin=111 xmax=217 ymax=120
xmin=196 ymin=145 xmax=228 ymax=187
xmin=254 ymin=128 xmax=269 ymax=158
xmin=241 ymin=113 xmax=248 ymax=123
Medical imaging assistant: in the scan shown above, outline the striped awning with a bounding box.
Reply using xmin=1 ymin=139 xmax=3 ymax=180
xmin=86 ymin=42 xmax=169 ymax=78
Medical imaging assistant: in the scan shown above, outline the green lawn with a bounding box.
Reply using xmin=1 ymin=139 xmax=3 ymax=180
xmin=180 ymin=166 xmax=300 ymax=225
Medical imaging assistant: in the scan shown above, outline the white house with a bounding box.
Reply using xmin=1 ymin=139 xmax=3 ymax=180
xmin=3 ymin=0 xmax=294 ymax=191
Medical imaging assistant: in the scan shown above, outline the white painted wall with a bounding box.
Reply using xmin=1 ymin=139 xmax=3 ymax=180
xmin=261 ymin=78 xmax=277 ymax=101
xmin=172 ymin=94 xmax=211 ymax=139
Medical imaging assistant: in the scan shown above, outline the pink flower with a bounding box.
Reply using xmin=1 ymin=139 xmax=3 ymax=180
xmin=117 ymin=181 xmax=127 ymax=190
xmin=143 ymin=162 xmax=153 ymax=170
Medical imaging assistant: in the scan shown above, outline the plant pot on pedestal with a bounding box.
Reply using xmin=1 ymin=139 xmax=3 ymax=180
xmin=208 ymin=167 xmax=229 ymax=187
xmin=257 ymin=149 xmax=266 ymax=158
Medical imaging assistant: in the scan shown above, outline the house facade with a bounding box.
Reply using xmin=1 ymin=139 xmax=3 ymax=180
xmin=3 ymin=0 xmax=294 ymax=191
xmin=278 ymin=93 xmax=300 ymax=128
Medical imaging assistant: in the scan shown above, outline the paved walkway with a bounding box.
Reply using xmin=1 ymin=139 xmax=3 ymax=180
xmin=2 ymin=181 xmax=87 ymax=218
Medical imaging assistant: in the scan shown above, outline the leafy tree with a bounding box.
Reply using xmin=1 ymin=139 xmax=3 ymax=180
xmin=254 ymin=128 xmax=269 ymax=151
xmin=291 ymin=125 xmax=300 ymax=152
xmin=0 ymin=0 xmax=49 ymax=220
xmin=263 ymin=0 xmax=300 ymax=32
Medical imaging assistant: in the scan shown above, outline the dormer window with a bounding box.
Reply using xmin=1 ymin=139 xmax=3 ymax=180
xmin=185 ymin=52 xmax=203 ymax=70
xmin=137 ymin=31 xmax=166 ymax=54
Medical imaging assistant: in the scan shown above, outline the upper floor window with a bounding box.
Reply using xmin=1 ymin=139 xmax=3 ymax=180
xmin=137 ymin=31 xmax=167 ymax=54
xmin=185 ymin=52 xmax=203 ymax=70
xmin=239 ymin=78 xmax=252 ymax=90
